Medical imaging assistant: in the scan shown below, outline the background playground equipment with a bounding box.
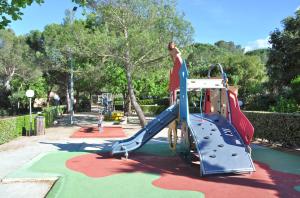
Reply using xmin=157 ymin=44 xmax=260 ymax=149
xmin=112 ymin=50 xmax=255 ymax=176
xmin=111 ymin=112 xmax=124 ymax=121
xmin=98 ymin=93 xmax=114 ymax=115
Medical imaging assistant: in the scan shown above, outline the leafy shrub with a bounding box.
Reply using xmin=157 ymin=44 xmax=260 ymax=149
xmin=114 ymin=98 xmax=169 ymax=106
xmin=269 ymin=97 xmax=299 ymax=113
xmin=140 ymin=105 xmax=168 ymax=116
xmin=0 ymin=108 xmax=10 ymax=116
xmin=16 ymin=114 xmax=36 ymax=136
xmin=115 ymin=104 xmax=123 ymax=111
xmin=0 ymin=105 xmax=66 ymax=145
xmin=42 ymin=106 xmax=66 ymax=127
xmin=0 ymin=117 xmax=17 ymax=144
xmin=244 ymin=111 xmax=300 ymax=148
xmin=138 ymin=98 xmax=169 ymax=106
xmin=76 ymin=96 xmax=91 ymax=112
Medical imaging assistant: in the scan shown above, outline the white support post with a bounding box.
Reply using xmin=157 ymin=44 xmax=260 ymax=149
xmin=187 ymin=79 xmax=224 ymax=90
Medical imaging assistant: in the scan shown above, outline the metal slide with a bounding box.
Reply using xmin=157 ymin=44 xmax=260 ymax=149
xmin=111 ymin=104 xmax=178 ymax=155
xmin=188 ymin=113 xmax=255 ymax=175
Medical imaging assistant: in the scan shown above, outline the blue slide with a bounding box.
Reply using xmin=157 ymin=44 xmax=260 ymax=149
xmin=111 ymin=104 xmax=178 ymax=155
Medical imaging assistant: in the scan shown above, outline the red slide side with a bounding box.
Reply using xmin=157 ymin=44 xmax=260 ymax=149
xmin=228 ymin=90 xmax=254 ymax=145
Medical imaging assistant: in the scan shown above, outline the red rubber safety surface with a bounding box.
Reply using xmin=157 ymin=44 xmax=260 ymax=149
xmin=70 ymin=126 xmax=126 ymax=138
xmin=66 ymin=153 xmax=300 ymax=198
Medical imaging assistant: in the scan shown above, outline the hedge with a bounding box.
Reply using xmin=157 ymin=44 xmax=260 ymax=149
xmin=43 ymin=106 xmax=65 ymax=128
xmin=244 ymin=111 xmax=300 ymax=148
xmin=140 ymin=105 xmax=168 ymax=116
xmin=0 ymin=106 xmax=66 ymax=145
xmin=0 ymin=117 xmax=17 ymax=145
xmin=114 ymin=98 xmax=169 ymax=106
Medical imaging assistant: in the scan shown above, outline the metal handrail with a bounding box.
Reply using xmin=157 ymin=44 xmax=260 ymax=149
xmin=207 ymin=63 xmax=232 ymax=123
xmin=207 ymin=63 xmax=227 ymax=87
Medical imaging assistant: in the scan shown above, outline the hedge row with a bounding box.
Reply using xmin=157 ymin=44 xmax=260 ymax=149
xmin=0 ymin=117 xmax=18 ymax=145
xmin=140 ymin=105 xmax=168 ymax=116
xmin=0 ymin=115 xmax=37 ymax=145
xmin=43 ymin=106 xmax=65 ymax=128
xmin=244 ymin=111 xmax=300 ymax=148
xmin=114 ymin=98 xmax=169 ymax=106
xmin=0 ymin=106 xmax=66 ymax=145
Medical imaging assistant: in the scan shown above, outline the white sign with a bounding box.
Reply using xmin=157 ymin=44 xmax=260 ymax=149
xmin=26 ymin=90 xmax=35 ymax=98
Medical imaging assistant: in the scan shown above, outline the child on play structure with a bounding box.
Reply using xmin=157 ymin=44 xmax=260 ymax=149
xmin=168 ymin=41 xmax=181 ymax=63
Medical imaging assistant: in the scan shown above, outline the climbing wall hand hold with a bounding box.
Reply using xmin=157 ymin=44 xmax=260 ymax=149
xmin=204 ymin=136 xmax=209 ymax=139
xmin=232 ymin=153 xmax=237 ymax=157
xmin=218 ymin=144 xmax=224 ymax=147
xmin=211 ymin=128 xmax=216 ymax=131
xmin=209 ymin=154 xmax=216 ymax=158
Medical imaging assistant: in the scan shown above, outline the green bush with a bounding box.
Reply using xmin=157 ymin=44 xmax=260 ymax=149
xmin=76 ymin=96 xmax=91 ymax=112
xmin=0 ymin=108 xmax=9 ymax=117
xmin=0 ymin=105 xmax=66 ymax=145
xmin=42 ymin=106 xmax=66 ymax=128
xmin=0 ymin=114 xmax=36 ymax=144
xmin=244 ymin=111 xmax=300 ymax=148
xmin=0 ymin=117 xmax=17 ymax=144
xmin=269 ymin=97 xmax=299 ymax=113
xmin=138 ymin=98 xmax=169 ymax=106
xmin=140 ymin=105 xmax=168 ymax=116
xmin=115 ymin=104 xmax=123 ymax=111
xmin=114 ymin=98 xmax=169 ymax=106
xmin=16 ymin=114 xmax=36 ymax=136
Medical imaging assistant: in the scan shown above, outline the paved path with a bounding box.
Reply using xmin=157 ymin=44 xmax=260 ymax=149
xmin=0 ymin=112 xmax=147 ymax=198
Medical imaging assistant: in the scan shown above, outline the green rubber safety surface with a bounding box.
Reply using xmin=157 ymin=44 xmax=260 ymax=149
xmin=252 ymin=145 xmax=300 ymax=175
xmin=136 ymin=142 xmax=176 ymax=157
xmin=5 ymin=143 xmax=300 ymax=198
xmin=10 ymin=151 xmax=203 ymax=198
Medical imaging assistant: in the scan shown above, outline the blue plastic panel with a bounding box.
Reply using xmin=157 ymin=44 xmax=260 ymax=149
xmin=189 ymin=113 xmax=255 ymax=175
xmin=179 ymin=61 xmax=189 ymax=122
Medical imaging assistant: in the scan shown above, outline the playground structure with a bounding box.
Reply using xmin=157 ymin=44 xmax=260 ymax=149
xmin=112 ymin=50 xmax=255 ymax=176
xmin=97 ymin=93 xmax=114 ymax=116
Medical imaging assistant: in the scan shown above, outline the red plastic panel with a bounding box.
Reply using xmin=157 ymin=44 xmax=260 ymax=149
xmin=204 ymin=89 xmax=211 ymax=113
xmin=228 ymin=90 xmax=254 ymax=145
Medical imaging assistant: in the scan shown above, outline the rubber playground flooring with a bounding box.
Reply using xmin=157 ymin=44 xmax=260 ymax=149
xmin=70 ymin=126 xmax=126 ymax=138
xmin=6 ymin=142 xmax=300 ymax=198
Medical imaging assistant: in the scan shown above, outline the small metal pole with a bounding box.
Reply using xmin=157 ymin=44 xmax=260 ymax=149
xmin=29 ymin=97 xmax=32 ymax=135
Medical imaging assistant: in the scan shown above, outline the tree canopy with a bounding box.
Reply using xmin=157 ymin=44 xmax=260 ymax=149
xmin=0 ymin=0 xmax=299 ymax=117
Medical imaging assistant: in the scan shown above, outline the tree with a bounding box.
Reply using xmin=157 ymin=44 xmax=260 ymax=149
xmin=0 ymin=0 xmax=44 ymax=29
xmin=186 ymin=42 xmax=267 ymax=108
xmin=86 ymin=0 xmax=193 ymax=127
xmin=0 ymin=29 xmax=39 ymax=91
xmin=214 ymin=40 xmax=244 ymax=54
xmin=0 ymin=0 xmax=88 ymax=29
xmin=267 ymin=10 xmax=300 ymax=96
xmin=245 ymin=48 xmax=269 ymax=64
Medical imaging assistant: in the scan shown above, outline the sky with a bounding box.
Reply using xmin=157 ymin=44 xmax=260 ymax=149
xmin=8 ymin=0 xmax=300 ymax=51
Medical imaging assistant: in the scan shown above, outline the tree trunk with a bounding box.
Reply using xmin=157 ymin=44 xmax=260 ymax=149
xmin=46 ymin=86 xmax=53 ymax=108
xmin=125 ymin=68 xmax=146 ymax=127
xmin=123 ymin=25 xmax=146 ymax=127
xmin=124 ymin=89 xmax=132 ymax=115
xmin=66 ymin=86 xmax=71 ymax=112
